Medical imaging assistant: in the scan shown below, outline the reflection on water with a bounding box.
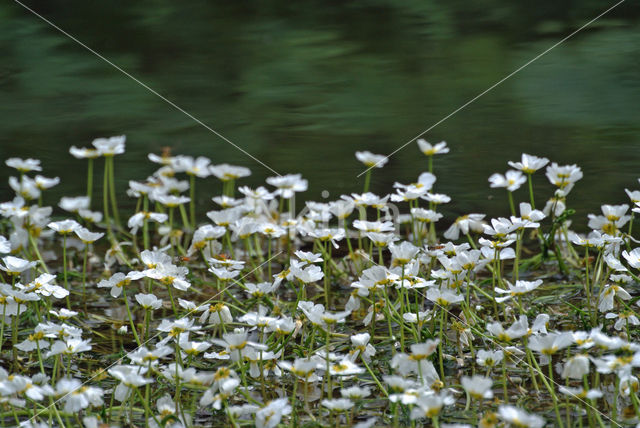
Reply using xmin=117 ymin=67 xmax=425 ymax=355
xmin=1 ymin=1 xmax=639 ymax=227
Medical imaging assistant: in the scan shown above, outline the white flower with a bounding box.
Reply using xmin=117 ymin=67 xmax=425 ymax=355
xmin=498 ymin=405 xmax=545 ymax=428
xmin=78 ymin=209 xmax=103 ymax=224
xmin=97 ymin=272 xmax=143 ymax=298
xmin=528 ymin=332 xmax=574 ymax=365
xmin=297 ymin=301 xmax=350 ymax=328
xmin=488 ymin=170 xmax=526 ymax=192
xmin=604 ymin=253 xmax=627 ymax=272
xmin=69 ymin=146 xmax=100 ymax=159
xmin=207 ymin=207 xmax=245 ymax=226
xmin=518 ymin=202 xmax=545 ymax=222
xmin=0 ymin=236 xmax=10 ymax=254
xmin=48 ymin=219 xmax=81 ymax=234
xmin=426 ymin=287 xmax=463 ymax=307
xmin=389 ymin=241 xmax=420 ymax=265
xmin=0 ymin=256 xmax=37 ymax=275
xmin=59 ymin=196 xmax=90 ymax=213
xmin=27 ymin=273 xmax=68 ymax=299
xmin=355 ymin=151 xmax=388 ymax=168
xmin=154 ymin=193 xmax=190 ymax=207
xmin=353 ymin=220 xmax=394 ymax=233
xmin=173 ymin=155 xmax=212 ymax=178
xmin=422 ymin=192 xmax=451 ymax=205
xmin=34 ymin=175 xmax=60 ymax=190
xmin=135 ymin=293 xmax=163 ymax=310
xmin=508 ymin=153 xmax=549 ymax=174
xmin=145 ymin=263 xmax=191 ymax=290
xmin=443 ymin=214 xmax=485 ymax=240
xmin=558 ymin=386 xmax=602 ymax=400
xmin=178 ymin=332 xmax=211 ymax=356
xmin=55 ymin=378 xmax=103 ymax=413
xmin=92 ymin=135 xmax=126 ymax=156
xmin=255 ymin=398 xmax=291 ymax=428
xmin=598 ymin=284 xmax=631 ymax=312
xmin=292 ymin=264 xmax=324 ymax=283
xmin=622 ymin=248 xmax=640 ymax=269
xmin=6 ymin=157 xmax=42 ymax=173
xmin=330 ymin=359 xmax=364 ymax=376
xmin=211 ymin=329 xmax=267 ymax=362
xmin=417 ymin=139 xmax=449 ymax=156
xmin=348 ymin=333 xmax=376 ymax=362
xmin=330 ymin=199 xmax=355 ymax=219
xmin=74 ymin=227 xmax=104 ymax=244
xmin=561 ymin=354 xmax=590 ymax=379
xmin=9 ymin=175 xmax=41 ymax=200
xmin=483 ymin=217 xmax=517 ymax=239
xmin=411 ymin=207 xmax=443 ymax=224
xmin=266 ymin=174 xmax=308 ymax=199
xmin=486 ymin=316 xmax=528 ymax=342
xmin=47 ymin=338 xmax=92 ymax=357
xmin=545 ymin=162 xmax=583 ymax=189
xmin=341 ymin=385 xmax=371 ymax=399
xmin=210 ymin=164 xmax=251 ymax=181
xmin=410 ymin=391 xmax=454 ymax=419
xmin=461 ymin=375 xmax=493 ymax=400
xmin=49 ymin=308 xmax=78 ymax=320
xmin=349 ymin=192 xmax=389 ymax=209
xmin=321 ymin=398 xmax=354 ymax=411
xmin=257 ymin=222 xmax=286 ymax=238
xmin=366 ymin=232 xmax=397 ymax=247
xmin=128 ymin=212 xmax=168 ymax=233
xmin=494 ymin=279 xmax=542 ymax=303
xmin=606 ymin=311 xmax=640 ymax=331
xmin=476 ymin=349 xmax=503 ymax=368
xmin=108 ymin=365 xmax=152 ymax=402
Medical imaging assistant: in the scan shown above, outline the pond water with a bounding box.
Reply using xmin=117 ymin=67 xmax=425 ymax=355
xmin=1 ymin=1 xmax=640 ymax=228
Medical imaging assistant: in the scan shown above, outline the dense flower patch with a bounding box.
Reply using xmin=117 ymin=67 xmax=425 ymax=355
xmin=1 ymin=137 xmax=640 ymax=427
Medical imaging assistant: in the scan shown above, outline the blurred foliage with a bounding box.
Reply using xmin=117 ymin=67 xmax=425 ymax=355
xmin=0 ymin=0 xmax=639 ymax=224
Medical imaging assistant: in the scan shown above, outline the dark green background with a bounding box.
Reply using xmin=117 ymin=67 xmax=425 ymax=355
xmin=1 ymin=1 xmax=639 ymax=227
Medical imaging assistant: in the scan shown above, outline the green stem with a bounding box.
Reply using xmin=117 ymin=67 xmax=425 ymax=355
xmin=507 ymin=191 xmax=516 ymax=217
xmin=87 ymin=157 xmax=94 ymax=208
xmin=82 ymin=246 xmax=88 ymax=300
xmin=103 ymin=157 xmax=112 ymax=236
xmin=363 ymin=170 xmax=371 ymax=193
xmin=143 ymin=196 xmax=149 ymax=250
xmin=343 ymin=221 xmax=354 ymax=260
xmin=324 ymin=242 xmax=330 ymax=307
xmin=62 ymin=234 xmax=70 ymax=309
xmin=189 ymin=174 xmax=196 ymax=227
xmin=108 ymin=156 xmax=121 ymax=229
xmin=502 ymin=353 xmax=508 ymax=402
xmin=143 ymin=309 xmax=150 ymax=342
xmin=167 ymin=283 xmax=178 ymax=317
xmin=0 ymin=304 xmax=7 ymax=352
xmin=530 ymin=350 xmax=563 ymax=428
xmin=527 ymin=173 xmax=535 ymax=209
xmin=122 ymin=286 xmax=141 ymax=346
xmin=135 ymin=386 xmax=161 ymax=426
xmin=179 ymin=203 xmax=191 ymax=231
xmin=325 ymin=328 xmax=332 ymax=399
xmin=29 ymin=234 xmax=49 ymax=274
xmin=361 ymin=357 xmax=388 ymax=397
xmin=267 ymin=238 xmax=272 ymax=280
xmin=438 ymin=307 xmax=446 ymax=380
xmin=168 ymin=207 xmax=175 ymax=253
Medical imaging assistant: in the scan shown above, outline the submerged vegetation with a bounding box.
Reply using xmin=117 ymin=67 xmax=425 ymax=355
xmin=2 ymin=136 xmax=640 ymax=427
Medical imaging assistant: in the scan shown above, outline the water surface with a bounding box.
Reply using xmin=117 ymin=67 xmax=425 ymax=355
xmin=1 ymin=1 xmax=639 ymax=227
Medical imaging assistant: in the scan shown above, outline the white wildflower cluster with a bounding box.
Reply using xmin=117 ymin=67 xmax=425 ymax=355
xmin=1 ymin=140 xmax=640 ymax=427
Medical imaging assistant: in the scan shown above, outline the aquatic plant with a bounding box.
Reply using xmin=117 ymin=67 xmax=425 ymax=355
xmin=0 ymin=137 xmax=639 ymax=427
